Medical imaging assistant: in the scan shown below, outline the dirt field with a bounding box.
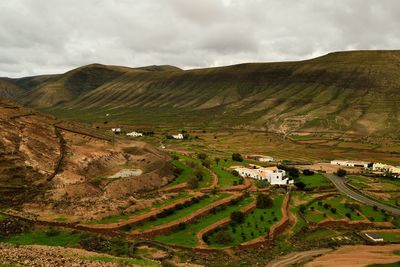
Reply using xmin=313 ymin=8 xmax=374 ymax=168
xmin=306 ymin=244 xmax=400 ymax=267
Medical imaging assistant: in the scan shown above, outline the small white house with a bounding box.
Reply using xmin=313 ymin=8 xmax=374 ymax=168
xmin=330 ymin=160 xmax=369 ymax=168
xmin=172 ymin=133 xmax=184 ymax=140
xmin=126 ymin=131 xmax=143 ymax=137
xmin=373 ymin=163 xmax=400 ymax=176
xmin=111 ymin=128 xmax=122 ymax=133
xmin=234 ymin=167 xmax=293 ymax=185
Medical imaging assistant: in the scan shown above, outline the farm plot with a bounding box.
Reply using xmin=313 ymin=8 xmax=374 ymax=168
xmin=154 ymin=196 xmax=254 ymax=247
xmin=212 ymin=160 xmax=243 ymax=187
xmin=205 ymin=195 xmax=284 ymax=248
xmin=297 ymin=173 xmax=332 ymax=189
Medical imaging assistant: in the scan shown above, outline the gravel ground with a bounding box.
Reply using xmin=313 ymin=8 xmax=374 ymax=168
xmin=0 ymin=243 xmax=141 ymax=267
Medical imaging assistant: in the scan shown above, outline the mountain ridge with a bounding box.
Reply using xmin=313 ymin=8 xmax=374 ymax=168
xmin=1 ymin=50 xmax=400 ymax=138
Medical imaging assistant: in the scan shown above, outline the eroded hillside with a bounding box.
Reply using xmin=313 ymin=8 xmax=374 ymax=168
xmin=0 ymin=98 xmax=174 ymax=221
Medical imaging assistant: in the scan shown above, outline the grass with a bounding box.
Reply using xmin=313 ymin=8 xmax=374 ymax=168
xmin=212 ymin=160 xmax=242 ymax=187
xmin=297 ymin=173 xmax=332 ymax=189
xmin=1 ymin=230 xmax=82 ymax=247
xmin=85 ymin=255 xmax=160 ymax=267
xmin=304 ymin=229 xmax=337 ymax=241
xmin=347 ymin=175 xmax=371 ymax=189
xmin=207 ymin=195 xmax=284 ymax=247
xmin=369 ymin=231 xmax=400 ymax=242
xmin=154 ymin=196 xmax=254 ymax=247
xmin=132 ymin=194 xmax=230 ymax=231
xmin=0 ymin=213 xmax=8 ymax=221
xmin=169 ymin=159 xmax=194 ymax=186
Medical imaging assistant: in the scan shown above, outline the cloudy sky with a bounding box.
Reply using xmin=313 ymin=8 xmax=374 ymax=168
xmin=1 ymin=0 xmax=399 ymax=77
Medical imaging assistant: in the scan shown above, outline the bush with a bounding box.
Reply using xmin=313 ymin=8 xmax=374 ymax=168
xmin=178 ymin=222 xmax=187 ymax=230
xmin=214 ymin=230 xmax=232 ymax=244
xmin=330 ymin=208 xmax=337 ymax=214
xmin=232 ymin=170 xmax=239 ymax=176
xmin=302 ymin=169 xmax=315 ymax=176
xmin=256 ymin=193 xmax=273 ymax=209
xmin=198 ymin=153 xmax=207 ymax=160
xmin=278 ymin=165 xmax=300 ymax=178
xmin=295 ymin=181 xmax=306 ymax=190
xmin=230 ymin=211 xmax=246 ymax=224
xmin=336 ymin=168 xmax=347 ymax=177
xmin=232 ymin=153 xmax=243 ymax=162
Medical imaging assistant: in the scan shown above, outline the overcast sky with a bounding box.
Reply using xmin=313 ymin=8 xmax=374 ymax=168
xmin=1 ymin=0 xmax=399 ymax=77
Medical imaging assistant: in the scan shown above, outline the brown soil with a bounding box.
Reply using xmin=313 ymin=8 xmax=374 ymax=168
xmin=306 ymin=244 xmax=400 ymax=267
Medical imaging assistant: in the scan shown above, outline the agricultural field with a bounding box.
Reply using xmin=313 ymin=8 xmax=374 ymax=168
xmin=297 ymin=173 xmax=332 ymax=189
xmin=206 ymin=195 xmax=284 ymax=248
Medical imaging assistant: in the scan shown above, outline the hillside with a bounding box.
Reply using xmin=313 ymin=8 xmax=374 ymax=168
xmin=5 ymin=50 xmax=400 ymax=138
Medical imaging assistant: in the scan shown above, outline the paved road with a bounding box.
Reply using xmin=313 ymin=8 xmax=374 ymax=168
xmin=323 ymin=173 xmax=400 ymax=216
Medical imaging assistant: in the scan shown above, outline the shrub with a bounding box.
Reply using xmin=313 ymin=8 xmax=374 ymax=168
xmin=330 ymin=208 xmax=337 ymax=214
xmin=336 ymin=168 xmax=347 ymax=177
xmin=197 ymin=153 xmax=207 ymax=160
xmin=302 ymin=169 xmax=315 ymax=176
xmin=256 ymin=193 xmax=273 ymax=209
xmin=232 ymin=153 xmax=243 ymax=162
xmin=214 ymin=230 xmax=232 ymax=244
xmin=178 ymin=222 xmax=187 ymax=230
xmin=295 ymin=181 xmax=306 ymax=190
xmin=230 ymin=211 xmax=246 ymax=224
xmin=232 ymin=170 xmax=239 ymax=176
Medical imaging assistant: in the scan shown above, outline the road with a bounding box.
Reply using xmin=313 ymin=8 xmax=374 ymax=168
xmin=267 ymin=249 xmax=332 ymax=267
xmin=323 ymin=173 xmax=400 ymax=216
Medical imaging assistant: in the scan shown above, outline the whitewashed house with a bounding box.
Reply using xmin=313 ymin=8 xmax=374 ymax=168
xmin=330 ymin=160 xmax=369 ymax=168
xmin=126 ymin=131 xmax=143 ymax=137
xmin=111 ymin=128 xmax=122 ymax=134
xmin=172 ymin=133 xmax=184 ymax=140
xmin=373 ymin=163 xmax=400 ymax=176
xmin=234 ymin=167 xmax=293 ymax=185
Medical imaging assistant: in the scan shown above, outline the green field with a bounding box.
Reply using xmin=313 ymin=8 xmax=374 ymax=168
xmin=169 ymin=159 xmax=194 ymax=186
xmin=347 ymin=175 xmax=372 ymax=189
xmin=154 ymin=196 xmax=254 ymax=247
xmin=207 ymin=195 xmax=284 ymax=248
xmin=297 ymin=173 xmax=332 ymax=189
xmin=212 ymin=160 xmax=242 ymax=187
xmin=131 ymin=194 xmax=230 ymax=231
xmin=1 ymin=230 xmax=82 ymax=247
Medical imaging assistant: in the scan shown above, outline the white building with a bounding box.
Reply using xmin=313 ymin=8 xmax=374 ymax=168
xmin=373 ymin=163 xmax=400 ymax=176
xmin=330 ymin=160 xmax=369 ymax=168
xmin=172 ymin=133 xmax=184 ymax=140
xmin=111 ymin=128 xmax=122 ymax=133
xmin=126 ymin=131 xmax=143 ymax=137
xmin=247 ymin=155 xmax=274 ymax=162
xmin=234 ymin=167 xmax=293 ymax=185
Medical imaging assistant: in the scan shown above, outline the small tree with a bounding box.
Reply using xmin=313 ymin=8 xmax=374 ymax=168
xmin=232 ymin=153 xmax=244 ymax=162
xmin=302 ymin=169 xmax=315 ymax=176
xmin=215 ymin=157 xmax=221 ymax=166
xmin=295 ymin=181 xmax=306 ymax=190
xmin=232 ymin=170 xmax=239 ymax=177
xmin=188 ymin=177 xmax=199 ymax=189
xmin=336 ymin=168 xmax=347 ymax=177
xmin=256 ymin=193 xmax=273 ymax=209
xmin=230 ymin=211 xmax=246 ymax=224
xmin=330 ymin=207 xmax=337 ymax=214
xmin=198 ymin=153 xmax=207 ymax=160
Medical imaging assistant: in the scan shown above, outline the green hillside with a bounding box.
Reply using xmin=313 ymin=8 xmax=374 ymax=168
xmin=5 ymin=50 xmax=400 ymax=138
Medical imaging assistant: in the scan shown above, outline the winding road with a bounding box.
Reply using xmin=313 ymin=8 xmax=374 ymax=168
xmin=323 ymin=173 xmax=400 ymax=216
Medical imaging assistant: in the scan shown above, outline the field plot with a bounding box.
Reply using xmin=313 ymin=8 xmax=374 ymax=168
xmin=154 ymin=196 xmax=254 ymax=247
xmin=297 ymin=173 xmax=332 ymax=189
xmin=206 ymin=195 xmax=284 ymax=248
xmin=128 ymin=194 xmax=230 ymax=232
xmin=212 ymin=160 xmax=243 ymax=187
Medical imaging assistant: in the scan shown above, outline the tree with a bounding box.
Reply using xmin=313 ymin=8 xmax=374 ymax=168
xmin=194 ymin=169 xmax=204 ymax=181
xmin=214 ymin=230 xmax=232 ymax=244
xmin=330 ymin=207 xmax=337 ymax=214
xmin=188 ymin=177 xmax=199 ymax=189
xmin=215 ymin=157 xmax=221 ymax=165
xmin=336 ymin=168 xmax=347 ymax=177
xmin=294 ymin=181 xmax=306 ymax=190
xmin=232 ymin=153 xmax=243 ymax=162
xmin=232 ymin=170 xmax=239 ymax=177
xmin=230 ymin=211 xmax=246 ymax=224
xmin=201 ymin=159 xmax=211 ymax=168
xmin=256 ymin=193 xmax=273 ymax=209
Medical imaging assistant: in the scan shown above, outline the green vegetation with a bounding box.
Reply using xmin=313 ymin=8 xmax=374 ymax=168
xmin=154 ymin=196 xmax=254 ymax=247
xmin=206 ymin=195 xmax=284 ymax=247
xmin=368 ymin=262 xmax=400 ymax=267
xmin=212 ymin=160 xmax=242 ymax=187
xmin=169 ymin=159 xmax=194 ymax=186
xmin=132 ymin=194 xmax=230 ymax=231
xmin=1 ymin=229 xmax=82 ymax=247
xmin=0 ymin=213 xmax=8 ymax=221
xmin=297 ymin=173 xmax=332 ymax=189
xmin=304 ymin=229 xmax=338 ymax=242
xmin=368 ymin=231 xmax=400 ymax=242
xmin=85 ymin=256 xmax=160 ymax=267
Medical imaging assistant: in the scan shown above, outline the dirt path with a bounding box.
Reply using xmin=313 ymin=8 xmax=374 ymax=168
xmin=78 ymin=192 xmax=204 ymax=230
xmin=306 ymin=245 xmax=400 ymax=267
xmin=267 ymin=249 xmax=332 ymax=267
xmin=128 ymin=192 xmax=243 ymax=238
xmin=196 ymin=202 xmax=256 ymax=248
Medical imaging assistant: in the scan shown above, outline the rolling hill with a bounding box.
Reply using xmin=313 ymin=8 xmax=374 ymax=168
xmin=2 ymin=50 xmax=400 ymax=138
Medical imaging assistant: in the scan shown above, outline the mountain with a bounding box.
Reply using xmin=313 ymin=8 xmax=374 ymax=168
xmin=3 ymin=50 xmax=400 ymax=138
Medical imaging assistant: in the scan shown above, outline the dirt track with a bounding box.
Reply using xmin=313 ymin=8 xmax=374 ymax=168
xmin=306 ymin=244 xmax=400 ymax=267
xmin=267 ymin=249 xmax=332 ymax=267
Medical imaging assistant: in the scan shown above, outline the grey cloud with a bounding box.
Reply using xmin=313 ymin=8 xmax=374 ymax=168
xmin=0 ymin=0 xmax=399 ymax=77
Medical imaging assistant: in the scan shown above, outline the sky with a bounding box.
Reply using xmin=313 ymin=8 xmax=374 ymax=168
xmin=0 ymin=0 xmax=399 ymax=77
